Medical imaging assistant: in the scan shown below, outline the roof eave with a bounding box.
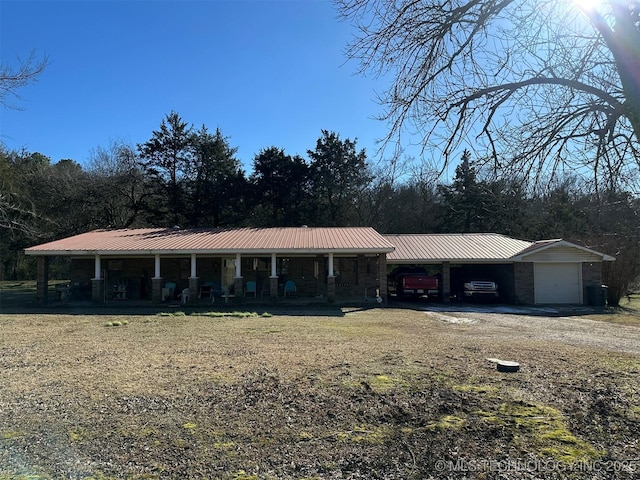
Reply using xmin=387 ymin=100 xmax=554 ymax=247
xmin=25 ymin=247 xmax=395 ymax=256
xmin=388 ymin=258 xmax=515 ymax=264
xmin=511 ymin=239 xmax=616 ymax=262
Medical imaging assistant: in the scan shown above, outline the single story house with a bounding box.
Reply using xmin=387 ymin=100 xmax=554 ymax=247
xmin=24 ymin=227 xmax=614 ymax=305
xmin=24 ymin=227 xmax=394 ymax=304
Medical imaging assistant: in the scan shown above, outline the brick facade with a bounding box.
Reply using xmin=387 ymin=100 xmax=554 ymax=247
xmin=66 ymin=254 xmax=384 ymax=303
xmin=513 ymin=262 xmax=535 ymax=305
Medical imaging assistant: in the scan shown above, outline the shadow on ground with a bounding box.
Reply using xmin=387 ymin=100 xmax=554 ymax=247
xmin=1 ymin=282 xmax=611 ymax=317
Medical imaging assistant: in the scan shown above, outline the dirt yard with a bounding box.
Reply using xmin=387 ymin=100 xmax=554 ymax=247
xmin=0 ymin=301 xmax=639 ymax=479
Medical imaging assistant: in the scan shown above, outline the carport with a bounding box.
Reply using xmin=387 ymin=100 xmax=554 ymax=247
xmin=383 ymin=234 xmax=614 ymax=305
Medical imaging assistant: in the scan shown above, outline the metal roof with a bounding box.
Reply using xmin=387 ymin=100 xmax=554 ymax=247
xmin=24 ymin=227 xmax=395 ymax=256
xmin=384 ymin=233 xmax=534 ymax=263
xmin=512 ymin=239 xmax=615 ymax=262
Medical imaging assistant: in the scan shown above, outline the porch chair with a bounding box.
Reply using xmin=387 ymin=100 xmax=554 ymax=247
xmin=163 ymin=282 xmax=176 ymax=302
xmin=180 ymin=287 xmax=190 ymax=304
xmin=199 ymin=281 xmax=214 ymax=299
xmin=244 ymin=281 xmax=257 ymax=298
xmin=284 ymin=280 xmax=297 ymax=298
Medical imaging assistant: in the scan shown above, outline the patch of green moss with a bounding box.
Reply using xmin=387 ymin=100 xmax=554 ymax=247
xmin=104 ymin=320 xmax=129 ymax=327
xmin=453 ymin=384 xmax=497 ymax=395
xmin=231 ymin=471 xmax=257 ymax=480
xmin=0 ymin=476 xmax=45 ymax=480
xmin=172 ymin=438 xmax=188 ymax=448
xmin=335 ymin=424 xmax=392 ymax=444
xmin=68 ymin=426 xmax=86 ymax=442
xmin=599 ymin=356 xmax=640 ymax=372
xmin=117 ymin=426 xmax=156 ymax=438
xmin=427 ymin=414 xmax=466 ymax=430
xmin=481 ymin=402 xmax=603 ymax=462
xmin=0 ymin=429 xmax=22 ymax=440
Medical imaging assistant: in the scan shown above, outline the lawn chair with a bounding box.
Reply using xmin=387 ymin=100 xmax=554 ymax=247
xmin=163 ymin=282 xmax=176 ymax=302
xmin=244 ymin=281 xmax=257 ymax=298
xmin=180 ymin=287 xmax=190 ymax=304
xmin=284 ymin=280 xmax=297 ymax=298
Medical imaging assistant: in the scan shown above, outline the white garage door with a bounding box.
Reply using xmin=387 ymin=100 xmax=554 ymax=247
xmin=534 ymin=263 xmax=582 ymax=304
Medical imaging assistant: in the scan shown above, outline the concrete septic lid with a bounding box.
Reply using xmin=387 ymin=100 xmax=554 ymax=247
xmin=486 ymin=358 xmax=520 ymax=373
xmin=496 ymin=360 xmax=520 ymax=373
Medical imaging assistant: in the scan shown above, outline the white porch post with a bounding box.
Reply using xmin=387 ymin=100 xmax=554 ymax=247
xmin=151 ymin=254 xmax=163 ymax=303
xmin=327 ymin=252 xmax=336 ymax=301
xmin=93 ymin=255 xmax=101 ymax=279
xmin=91 ymin=255 xmax=105 ymax=303
xmin=328 ymin=253 xmax=335 ymax=277
xmin=188 ymin=253 xmax=198 ymax=304
xmin=154 ymin=254 xmax=161 ymax=278
xmin=269 ymin=253 xmax=278 ymax=299
xmin=235 ymin=253 xmax=242 ymax=278
xmin=190 ymin=253 xmax=197 ymax=278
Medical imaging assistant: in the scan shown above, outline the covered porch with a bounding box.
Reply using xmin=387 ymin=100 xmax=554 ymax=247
xmin=26 ymin=227 xmax=393 ymax=306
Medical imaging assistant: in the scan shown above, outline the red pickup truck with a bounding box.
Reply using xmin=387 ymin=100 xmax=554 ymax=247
xmin=388 ymin=267 xmax=440 ymax=300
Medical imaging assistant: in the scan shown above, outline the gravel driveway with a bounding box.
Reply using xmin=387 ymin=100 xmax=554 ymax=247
xmin=420 ymin=304 xmax=640 ymax=355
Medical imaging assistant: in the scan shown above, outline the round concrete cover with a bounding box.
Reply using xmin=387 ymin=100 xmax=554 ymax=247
xmin=497 ymin=360 xmax=520 ymax=373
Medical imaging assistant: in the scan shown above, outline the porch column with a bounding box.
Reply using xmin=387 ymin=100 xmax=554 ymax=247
xmin=36 ymin=256 xmax=49 ymax=305
xmin=94 ymin=255 xmax=102 ymax=279
xmin=234 ymin=253 xmax=243 ymax=303
xmin=327 ymin=253 xmax=336 ymax=302
xmin=357 ymin=254 xmax=367 ymax=298
xmin=152 ymin=254 xmax=163 ymax=303
xmin=378 ymin=253 xmax=388 ymax=303
xmin=91 ymin=255 xmax=104 ymax=303
xmin=190 ymin=253 xmax=197 ymax=278
xmin=269 ymin=253 xmax=278 ymax=299
xmin=235 ymin=253 xmax=242 ymax=279
xmin=188 ymin=277 xmax=199 ymax=305
xmin=442 ymin=261 xmax=451 ymax=302
xmin=154 ymin=254 xmax=161 ymax=279
xmin=188 ymin=253 xmax=198 ymax=304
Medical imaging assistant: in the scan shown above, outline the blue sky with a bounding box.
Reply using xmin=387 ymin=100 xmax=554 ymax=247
xmin=1 ymin=0 xmax=408 ymax=172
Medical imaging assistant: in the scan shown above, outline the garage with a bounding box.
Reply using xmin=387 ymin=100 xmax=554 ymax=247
xmin=385 ymin=234 xmax=615 ymax=305
xmin=534 ymin=262 xmax=582 ymax=304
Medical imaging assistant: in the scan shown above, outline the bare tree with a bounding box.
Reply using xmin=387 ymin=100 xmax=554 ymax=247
xmin=336 ymin=0 xmax=640 ymax=188
xmin=0 ymin=51 xmax=48 ymax=109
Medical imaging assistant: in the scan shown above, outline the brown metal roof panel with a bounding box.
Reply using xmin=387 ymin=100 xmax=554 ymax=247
xmin=25 ymin=227 xmax=395 ymax=254
xmin=384 ymin=234 xmax=533 ymax=262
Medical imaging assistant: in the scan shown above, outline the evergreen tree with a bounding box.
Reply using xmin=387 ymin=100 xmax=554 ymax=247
xmin=138 ymin=112 xmax=193 ymax=227
xmin=249 ymin=147 xmax=310 ymax=226
xmin=187 ymin=126 xmax=245 ymax=227
xmin=308 ymin=130 xmax=372 ymax=226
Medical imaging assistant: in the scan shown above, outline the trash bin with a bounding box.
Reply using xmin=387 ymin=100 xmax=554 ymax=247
xmin=586 ymin=285 xmax=607 ymax=306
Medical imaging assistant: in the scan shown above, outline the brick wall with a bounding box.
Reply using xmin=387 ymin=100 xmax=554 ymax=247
xmin=514 ymin=262 xmax=535 ymax=305
xmin=582 ymin=262 xmax=602 ymax=287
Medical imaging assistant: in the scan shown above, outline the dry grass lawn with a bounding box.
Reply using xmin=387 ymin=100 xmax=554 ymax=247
xmin=0 ymin=302 xmax=639 ymax=479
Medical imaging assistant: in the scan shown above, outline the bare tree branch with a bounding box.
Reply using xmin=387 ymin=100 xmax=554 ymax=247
xmin=0 ymin=50 xmax=49 ymax=109
xmin=336 ymin=0 xmax=640 ymax=187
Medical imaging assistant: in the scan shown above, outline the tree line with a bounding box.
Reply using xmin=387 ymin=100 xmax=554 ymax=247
xmin=2 ymin=112 xmax=639 ymax=304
